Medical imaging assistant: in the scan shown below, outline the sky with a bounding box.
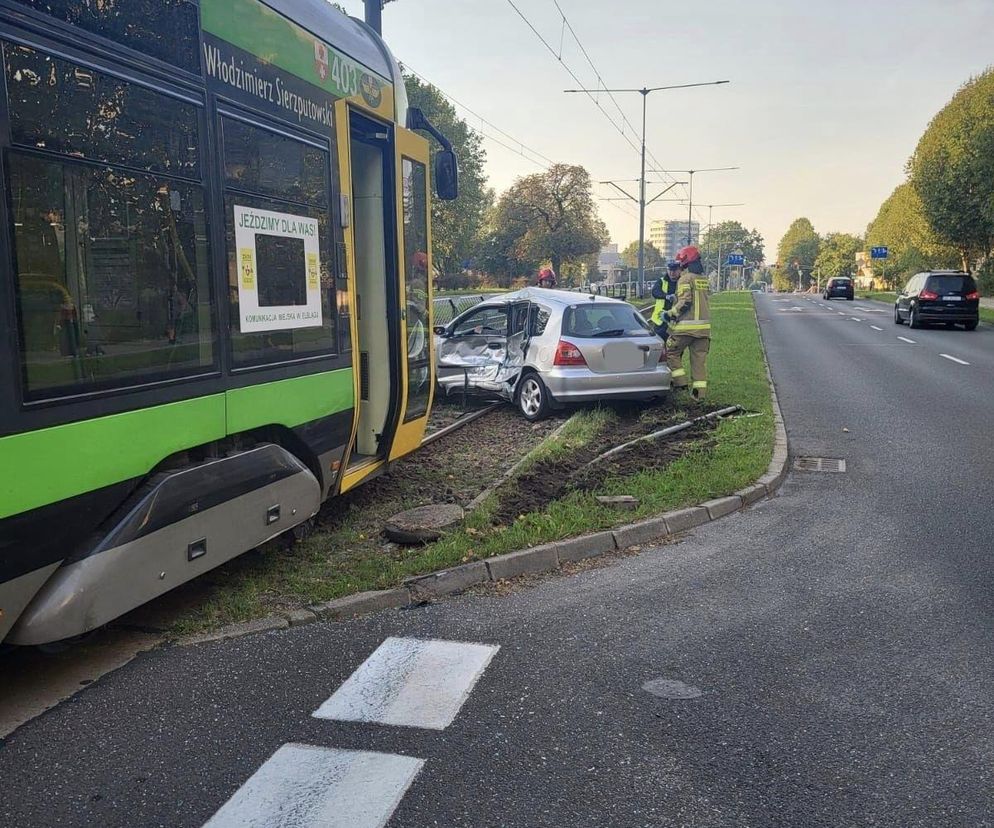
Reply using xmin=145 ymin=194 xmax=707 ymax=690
xmin=337 ymin=0 xmax=994 ymax=261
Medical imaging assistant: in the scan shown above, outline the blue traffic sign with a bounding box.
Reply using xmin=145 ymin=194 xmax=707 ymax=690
xmin=727 ymin=253 xmax=745 ymax=266
xmin=870 ymin=246 xmax=889 ymax=259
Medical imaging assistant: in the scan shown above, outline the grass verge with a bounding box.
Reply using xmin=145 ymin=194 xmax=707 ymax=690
xmin=163 ymin=291 xmax=773 ymax=634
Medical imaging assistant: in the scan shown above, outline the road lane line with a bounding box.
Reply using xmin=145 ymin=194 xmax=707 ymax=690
xmin=838 ymin=311 xmax=845 ymax=315
xmin=850 ymin=317 xmax=861 ymax=321
xmin=204 ymin=744 xmax=425 ymax=828
xmin=313 ymin=637 xmax=499 ymax=730
xmin=897 ymin=336 xmax=916 ymax=344
xmin=870 ymin=325 xmax=882 ymax=331
xmin=940 ymin=353 xmax=970 ymax=365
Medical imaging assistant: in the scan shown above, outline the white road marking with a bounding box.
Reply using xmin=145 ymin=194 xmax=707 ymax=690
xmin=897 ymin=336 xmax=916 ymax=344
xmin=850 ymin=317 xmax=861 ymax=322
xmin=940 ymin=353 xmax=970 ymax=365
xmin=870 ymin=325 xmax=883 ymax=331
xmin=855 ymin=306 xmax=872 ymax=312
xmin=313 ymin=637 xmax=499 ymax=730
xmin=838 ymin=311 xmax=845 ymax=315
xmin=203 ymin=744 xmax=425 ymax=828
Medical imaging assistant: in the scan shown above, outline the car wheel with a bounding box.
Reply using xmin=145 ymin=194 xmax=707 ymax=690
xmin=965 ymin=320 xmax=978 ymax=331
xmin=894 ymin=306 xmax=903 ymax=325
xmin=517 ymin=373 xmax=549 ymax=421
xmin=908 ymin=306 xmax=920 ymax=329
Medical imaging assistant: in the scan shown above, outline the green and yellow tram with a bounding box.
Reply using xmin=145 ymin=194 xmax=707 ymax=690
xmin=0 ymin=0 xmax=456 ymax=645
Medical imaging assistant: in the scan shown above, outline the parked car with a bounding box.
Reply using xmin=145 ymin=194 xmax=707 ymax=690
xmin=894 ymin=270 xmax=979 ymax=330
xmin=823 ymin=277 xmax=854 ymax=300
xmin=434 ymin=288 xmax=670 ymax=420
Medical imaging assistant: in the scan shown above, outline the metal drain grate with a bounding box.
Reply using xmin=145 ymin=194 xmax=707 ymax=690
xmin=794 ymin=457 xmax=846 ymax=473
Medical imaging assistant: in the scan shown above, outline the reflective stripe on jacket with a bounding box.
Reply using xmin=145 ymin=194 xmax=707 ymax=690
xmin=650 ymin=276 xmax=677 ymax=325
xmin=668 ymin=273 xmax=711 ymax=337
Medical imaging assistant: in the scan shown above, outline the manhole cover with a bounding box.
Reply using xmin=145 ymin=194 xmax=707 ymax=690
xmin=794 ymin=457 xmax=846 ymax=473
xmin=642 ymin=678 xmax=702 ymax=700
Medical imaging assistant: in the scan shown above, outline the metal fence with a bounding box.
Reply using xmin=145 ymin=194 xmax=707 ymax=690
xmin=573 ymin=281 xmax=648 ymax=300
xmin=431 ymin=294 xmax=492 ymax=326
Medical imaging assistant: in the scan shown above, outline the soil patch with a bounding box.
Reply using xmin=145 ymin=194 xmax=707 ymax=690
xmin=492 ymin=404 xmax=717 ymax=524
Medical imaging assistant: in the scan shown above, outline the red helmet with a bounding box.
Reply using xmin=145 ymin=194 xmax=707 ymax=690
xmin=675 ymin=245 xmax=700 ymax=266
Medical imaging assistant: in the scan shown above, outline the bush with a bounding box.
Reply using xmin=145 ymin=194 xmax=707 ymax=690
xmin=976 ymin=259 xmax=994 ymax=295
xmin=435 ymin=272 xmax=475 ymax=291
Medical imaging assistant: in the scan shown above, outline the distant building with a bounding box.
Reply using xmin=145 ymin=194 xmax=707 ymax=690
xmin=649 ymin=220 xmax=700 ymax=260
xmin=596 ymin=244 xmax=626 ymax=283
xmin=854 ymin=251 xmax=876 ymax=289
xmin=598 ymin=244 xmax=621 ymax=267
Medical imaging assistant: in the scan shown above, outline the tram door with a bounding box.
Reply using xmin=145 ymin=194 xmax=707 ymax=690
xmin=388 ymin=127 xmax=434 ymax=460
xmin=344 ymin=110 xmax=401 ymax=467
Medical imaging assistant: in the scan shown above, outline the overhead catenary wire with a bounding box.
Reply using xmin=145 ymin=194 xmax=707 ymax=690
xmin=401 ymin=61 xmax=555 ymax=169
xmin=504 ymin=0 xmax=683 ymax=194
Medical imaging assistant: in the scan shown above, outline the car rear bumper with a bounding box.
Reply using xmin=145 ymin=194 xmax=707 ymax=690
xmin=543 ymin=366 xmax=671 ymax=401
xmin=919 ymin=308 xmax=979 ymax=322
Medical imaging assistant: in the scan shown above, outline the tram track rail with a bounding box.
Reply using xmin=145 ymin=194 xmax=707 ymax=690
xmin=420 ymin=401 xmax=504 ymax=447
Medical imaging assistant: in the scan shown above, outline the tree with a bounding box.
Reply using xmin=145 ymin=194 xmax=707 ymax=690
xmin=909 ymin=68 xmax=994 ymax=271
xmin=482 ymin=164 xmax=608 ymax=279
xmin=865 ymin=182 xmax=960 ymax=288
xmin=620 ymin=240 xmax=662 ymax=270
xmin=776 ymin=218 xmax=820 ymax=290
xmin=815 ymin=233 xmax=863 ymax=282
xmin=403 ymin=72 xmax=493 ymax=278
xmin=700 ymin=221 xmax=764 ymax=276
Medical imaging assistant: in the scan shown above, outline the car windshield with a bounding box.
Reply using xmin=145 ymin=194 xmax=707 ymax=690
xmin=928 ymin=275 xmax=973 ymax=294
xmin=563 ymin=304 xmax=651 ymax=338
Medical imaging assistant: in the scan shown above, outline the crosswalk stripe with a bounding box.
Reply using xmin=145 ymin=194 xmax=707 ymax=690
xmin=203 ymin=744 xmax=424 ymax=828
xmin=313 ymin=637 xmax=499 ymax=730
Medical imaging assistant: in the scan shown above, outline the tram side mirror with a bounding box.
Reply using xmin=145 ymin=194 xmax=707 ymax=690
xmin=435 ymin=150 xmax=459 ymax=201
xmin=433 ymin=325 xmax=448 ymax=337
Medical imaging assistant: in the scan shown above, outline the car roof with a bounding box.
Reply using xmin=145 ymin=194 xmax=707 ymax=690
xmin=485 ymin=287 xmax=632 ymax=308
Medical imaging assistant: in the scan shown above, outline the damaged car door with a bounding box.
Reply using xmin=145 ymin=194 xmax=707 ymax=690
xmin=436 ymin=301 xmax=531 ymax=399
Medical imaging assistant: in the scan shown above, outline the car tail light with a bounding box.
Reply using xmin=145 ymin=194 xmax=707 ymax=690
xmin=919 ymin=289 xmax=939 ymax=300
xmin=553 ymin=339 xmax=587 ymax=366
xmin=966 ymin=290 xmax=980 ymax=300
xmin=658 ymin=346 xmax=667 ymax=363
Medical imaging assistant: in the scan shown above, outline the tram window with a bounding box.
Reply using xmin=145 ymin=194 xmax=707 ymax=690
xmin=8 ymin=153 xmax=215 ymax=399
xmin=401 ymin=158 xmax=430 ymax=422
xmin=5 ymin=44 xmax=200 ymax=178
xmin=223 ymin=118 xmax=328 ymax=208
xmin=8 ymin=0 xmax=200 ymax=69
xmin=221 ymin=116 xmax=335 ymax=368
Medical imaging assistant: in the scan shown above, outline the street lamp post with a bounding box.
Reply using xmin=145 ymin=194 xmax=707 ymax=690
xmin=699 ymin=202 xmax=744 ymax=281
xmin=565 ymin=80 xmax=728 ymax=291
xmin=651 ymin=167 xmax=740 ymax=245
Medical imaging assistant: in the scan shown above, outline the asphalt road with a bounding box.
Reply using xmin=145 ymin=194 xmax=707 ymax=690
xmin=2 ymin=293 xmax=993 ymax=827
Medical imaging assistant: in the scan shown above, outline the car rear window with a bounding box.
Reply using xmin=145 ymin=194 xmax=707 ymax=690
xmin=831 ymin=278 xmax=851 ymax=286
xmin=563 ymin=304 xmax=651 ymax=338
xmin=926 ymin=274 xmax=975 ymax=294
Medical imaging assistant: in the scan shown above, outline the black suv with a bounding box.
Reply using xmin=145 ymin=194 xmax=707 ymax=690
xmin=823 ymin=277 xmax=854 ymax=300
xmin=894 ymin=271 xmax=980 ymax=330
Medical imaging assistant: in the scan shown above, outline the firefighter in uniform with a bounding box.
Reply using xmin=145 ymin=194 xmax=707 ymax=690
xmin=665 ymin=245 xmax=711 ymax=399
xmin=649 ymin=260 xmax=681 ymax=339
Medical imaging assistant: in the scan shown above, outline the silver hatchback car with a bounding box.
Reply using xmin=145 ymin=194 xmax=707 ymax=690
xmin=434 ymin=288 xmax=671 ymax=420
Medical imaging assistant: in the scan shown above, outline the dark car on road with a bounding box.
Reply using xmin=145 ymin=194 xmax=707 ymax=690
xmin=894 ymin=270 xmax=980 ymax=330
xmin=823 ymin=277 xmax=854 ymax=300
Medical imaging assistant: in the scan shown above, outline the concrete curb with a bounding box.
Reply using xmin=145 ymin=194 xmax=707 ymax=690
xmin=178 ymin=295 xmax=788 ymax=647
